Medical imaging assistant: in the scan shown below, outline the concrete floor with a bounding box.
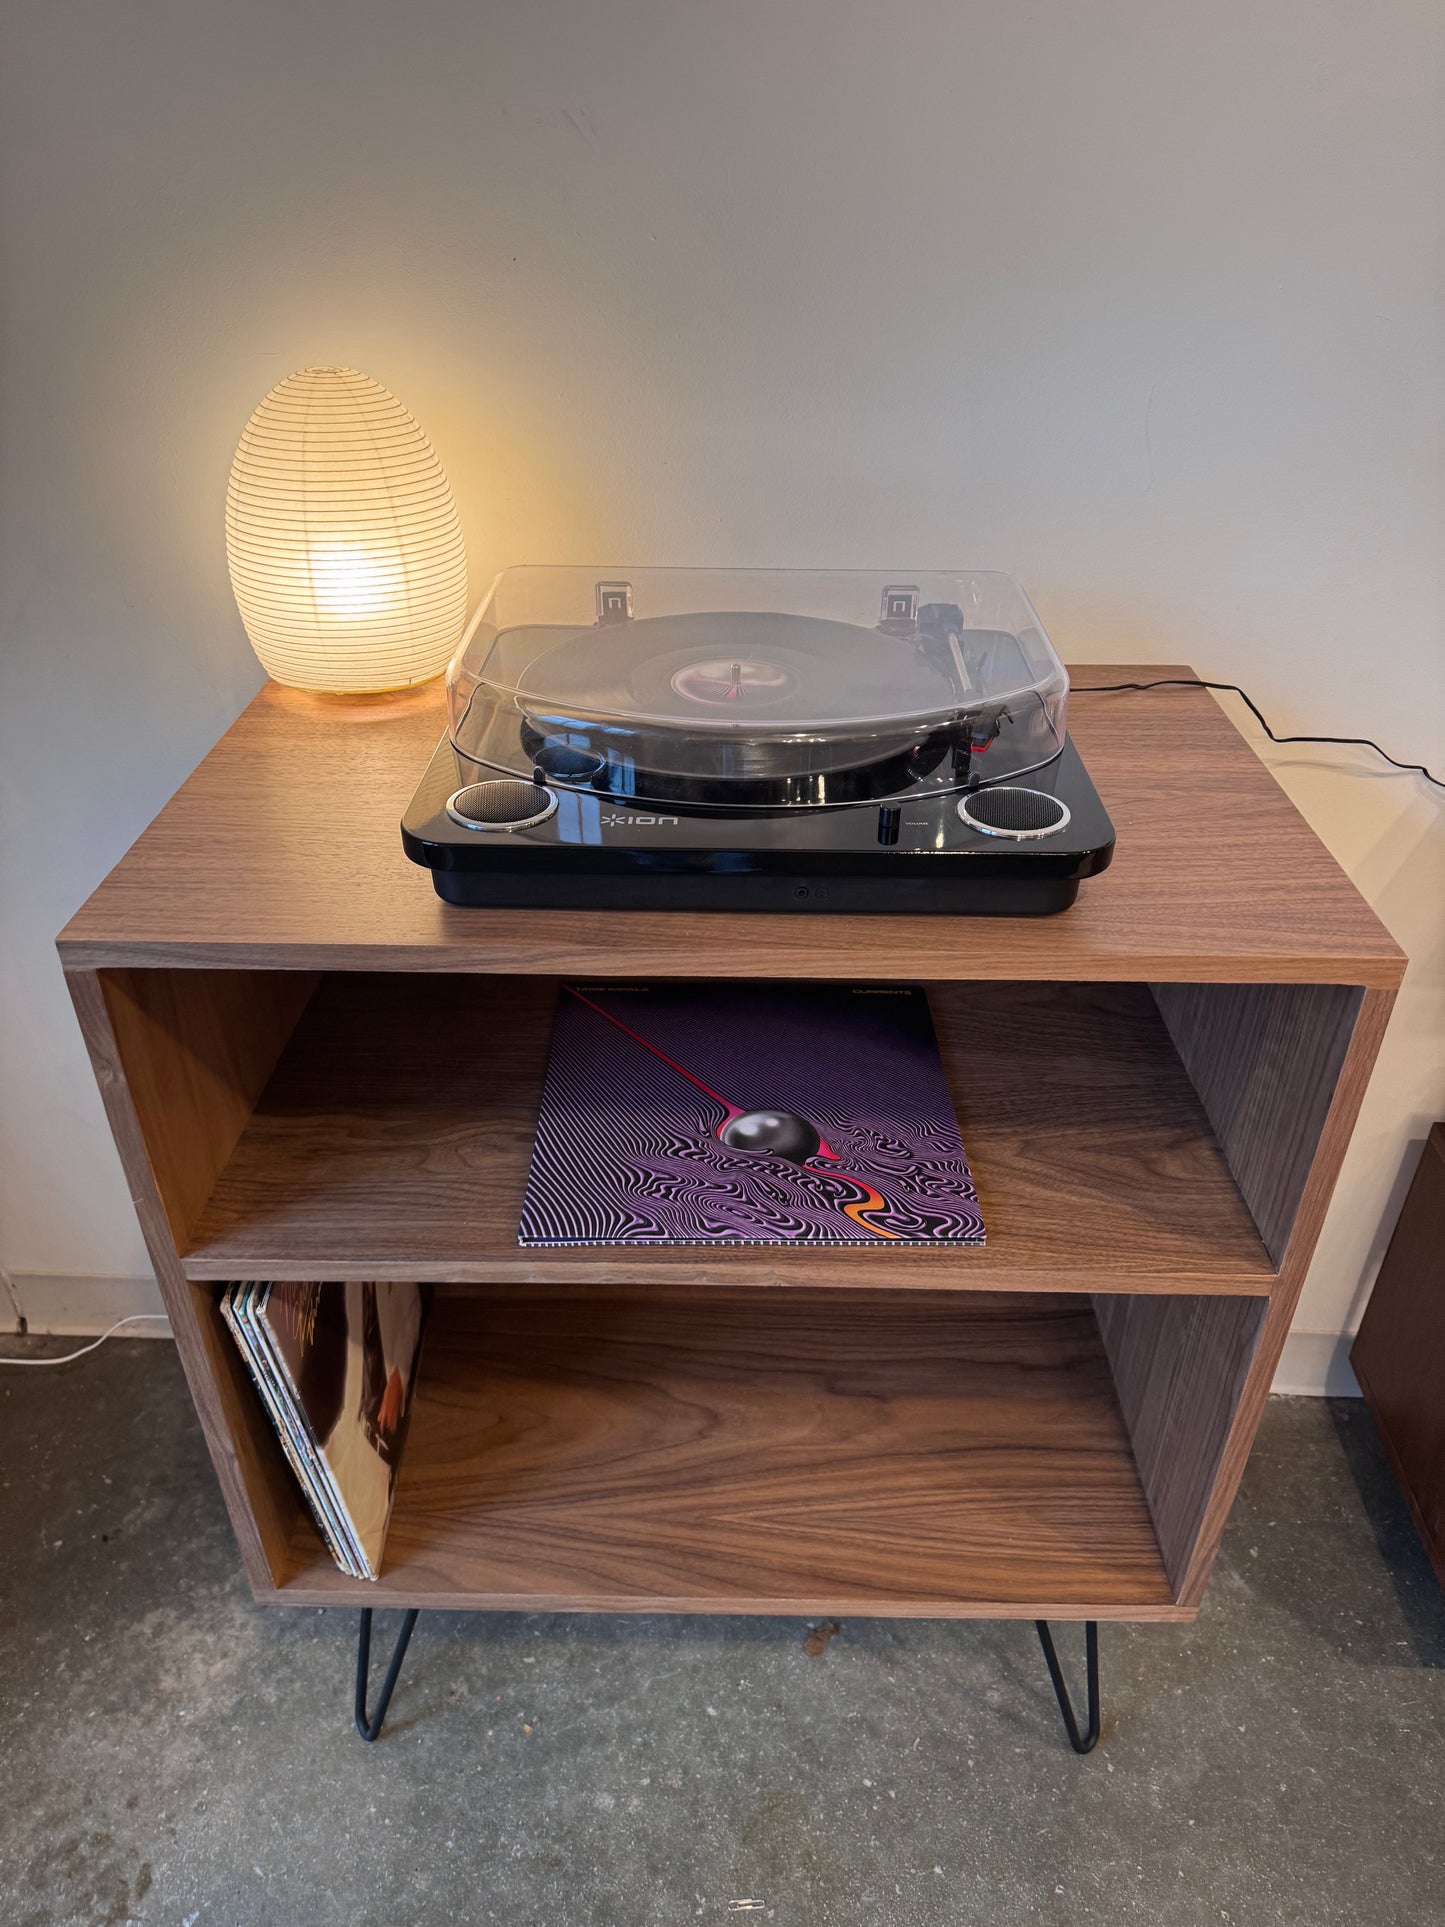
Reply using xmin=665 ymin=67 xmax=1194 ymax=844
xmin=0 ymin=1339 xmax=1442 ymax=1927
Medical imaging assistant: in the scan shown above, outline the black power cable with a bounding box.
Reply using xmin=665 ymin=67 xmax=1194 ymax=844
xmin=1071 ymin=678 xmax=1444 ymax=791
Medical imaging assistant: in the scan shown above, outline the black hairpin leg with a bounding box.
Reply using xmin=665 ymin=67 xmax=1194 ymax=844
xmin=354 ymin=1607 xmax=420 ymax=1742
xmin=1034 ymin=1620 xmax=1100 ymax=1754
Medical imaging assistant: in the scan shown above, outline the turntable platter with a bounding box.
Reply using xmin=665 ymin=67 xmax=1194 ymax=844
xmin=512 ymin=611 xmax=959 ymax=731
xmin=441 ymin=567 xmax=1070 ymax=815
xmin=504 ymin=611 xmax=964 ymax=808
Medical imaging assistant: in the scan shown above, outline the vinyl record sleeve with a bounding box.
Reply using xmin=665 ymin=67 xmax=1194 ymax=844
xmin=222 ymin=1281 xmax=428 ymax=1580
xmin=519 ymin=982 xmax=984 ymax=1247
xmin=220 ymin=1284 xmax=366 ymax=1578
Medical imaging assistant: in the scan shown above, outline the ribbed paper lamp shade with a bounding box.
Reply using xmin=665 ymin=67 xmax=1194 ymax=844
xmin=226 ymin=366 xmax=468 ymax=693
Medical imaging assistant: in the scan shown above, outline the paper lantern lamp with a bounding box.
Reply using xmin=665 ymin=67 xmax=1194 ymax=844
xmin=225 ymin=366 xmax=468 ymax=694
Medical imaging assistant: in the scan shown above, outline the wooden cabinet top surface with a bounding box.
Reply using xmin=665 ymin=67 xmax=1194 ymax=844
xmin=58 ymin=664 xmax=1404 ymax=984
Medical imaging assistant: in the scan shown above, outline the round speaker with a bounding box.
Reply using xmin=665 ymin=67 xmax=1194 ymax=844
xmin=958 ymin=785 xmax=1070 ymax=839
xmin=445 ymin=779 xmax=558 ymax=832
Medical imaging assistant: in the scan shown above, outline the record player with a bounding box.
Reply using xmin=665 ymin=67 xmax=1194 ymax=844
xmin=401 ymin=567 xmax=1115 ymax=914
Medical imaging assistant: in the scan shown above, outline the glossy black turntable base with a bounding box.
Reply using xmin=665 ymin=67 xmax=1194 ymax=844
xmin=402 ymin=736 xmax=1115 ymax=915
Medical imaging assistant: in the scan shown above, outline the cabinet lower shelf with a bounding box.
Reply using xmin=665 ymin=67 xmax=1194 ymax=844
xmin=262 ymin=1287 xmax=1187 ymax=1620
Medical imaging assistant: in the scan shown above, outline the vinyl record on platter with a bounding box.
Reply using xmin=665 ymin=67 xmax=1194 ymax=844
xmin=512 ymin=610 xmax=965 ymax=809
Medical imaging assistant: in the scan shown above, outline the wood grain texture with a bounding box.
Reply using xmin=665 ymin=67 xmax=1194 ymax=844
xmin=54 ymin=665 xmax=1403 ymax=1626
xmin=98 ymin=968 xmax=317 ymax=1247
xmin=1351 ymin=1125 xmax=1445 ymax=1590
xmin=183 ymin=974 xmax=1274 ymax=1293
xmin=62 ymin=968 xmax=305 ymax=1589
xmin=1092 ymin=1292 xmax=1265 ymax=1589
xmin=56 ymin=669 xmax=1403 ymax=986
xmin=1171 ymin=984 xmax=1398 ymax=1603
xmin=263 ymin=1288 xmax=1182 ymax=1617
xmin=1151 ymin=981 xmax=1362 ymax=1265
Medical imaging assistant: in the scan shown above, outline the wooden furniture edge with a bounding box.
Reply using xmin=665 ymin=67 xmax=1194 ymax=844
xmin=61 ymin=962 xmax=312 ymax=1591
xmin=177 ymin=1255 xmax=1274 ymax=1292
xmin=53 ymin=938 xmax=1408 ymax=986
xmin=245 ymin=1581 xmax=1199 ymax=1620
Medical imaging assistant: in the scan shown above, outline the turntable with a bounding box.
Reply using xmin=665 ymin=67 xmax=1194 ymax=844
xmin=401 ymin=567 xmax=1115 ymax=914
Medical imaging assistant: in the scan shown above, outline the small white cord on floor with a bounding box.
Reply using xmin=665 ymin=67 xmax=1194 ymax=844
xmin=0 ymin=1313 xmax=172 ymax=1365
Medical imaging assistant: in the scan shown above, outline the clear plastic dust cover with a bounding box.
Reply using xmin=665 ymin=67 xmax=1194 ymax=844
xmin=446 ymin=567 xmax=1069 ymax=810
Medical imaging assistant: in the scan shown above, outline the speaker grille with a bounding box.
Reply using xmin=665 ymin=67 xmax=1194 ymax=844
xmin=446 ymin=780 xmax=558 ymax=831
xmin=958 ymin=786 xmax=1070 ymax=839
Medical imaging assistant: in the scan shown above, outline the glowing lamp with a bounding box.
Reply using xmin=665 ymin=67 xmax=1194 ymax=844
xmin=225 ymin=366 xmax=467 ymax=694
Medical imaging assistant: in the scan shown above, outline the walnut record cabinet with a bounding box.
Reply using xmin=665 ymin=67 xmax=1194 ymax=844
xmin=58 ymin=667 xmax=1404 ymax=1746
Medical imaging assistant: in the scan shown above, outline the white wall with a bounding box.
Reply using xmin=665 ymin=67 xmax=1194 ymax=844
xmin=2 ymin=0 xmax=1441 ymax=1375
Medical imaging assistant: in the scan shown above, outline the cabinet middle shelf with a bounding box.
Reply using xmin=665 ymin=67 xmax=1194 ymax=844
xmin=179 ymin=973 xmax=1274 ymax=1295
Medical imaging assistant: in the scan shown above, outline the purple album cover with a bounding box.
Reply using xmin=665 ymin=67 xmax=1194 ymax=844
xmin=518 ymin=981 xmax=984 ymax=1247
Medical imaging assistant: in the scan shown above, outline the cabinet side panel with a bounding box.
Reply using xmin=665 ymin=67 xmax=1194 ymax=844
xmin=1093 ymin=1293 xmax=1265 ymax=1591
xmin=1151 ymin=982 xmax=1361 ymax=1264
xmin=98 ymin=968 xmax=318 ymax=1249
xmin=65 ymin=967 xmax=308 ymax=1590
xmin=1172 ymin=984 xmax=1396 ymax=1601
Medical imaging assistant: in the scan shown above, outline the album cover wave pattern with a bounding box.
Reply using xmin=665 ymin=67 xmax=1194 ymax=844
xmin=518 ymin=982 xmax=985 ymax=1247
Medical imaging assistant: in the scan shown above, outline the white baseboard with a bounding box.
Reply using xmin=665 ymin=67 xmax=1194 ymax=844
xmin=1271 ymin=1329 xmax=1361 ymax=1397
xmin=1 ymin=1273 xmax=169 ymax=1336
